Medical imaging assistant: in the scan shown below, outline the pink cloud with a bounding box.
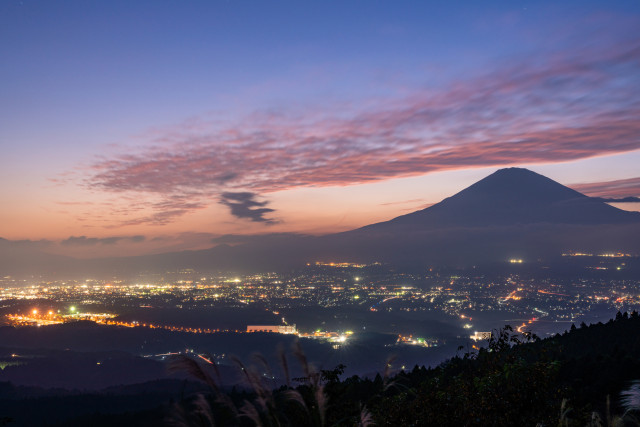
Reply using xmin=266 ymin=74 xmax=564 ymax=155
xmin=571 ymin=177 xmax=640 ymax=199
xmin=84 ymin=39 xmax=640 ymax=225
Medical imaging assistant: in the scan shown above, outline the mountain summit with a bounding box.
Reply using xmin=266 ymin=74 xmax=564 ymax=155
xmin=359 ymin=167 xmax=640 ymax=231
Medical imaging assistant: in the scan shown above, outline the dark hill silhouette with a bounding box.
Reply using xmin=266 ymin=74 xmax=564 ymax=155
xmin=355 ymin=167 xmax=640 ymax=232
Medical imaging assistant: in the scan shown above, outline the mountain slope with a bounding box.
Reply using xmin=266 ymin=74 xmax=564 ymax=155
xmin=356 ymin=168 xmax=640 ymax=232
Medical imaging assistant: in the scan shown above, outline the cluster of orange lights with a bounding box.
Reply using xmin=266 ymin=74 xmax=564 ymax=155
xmin=516 ymin=317 xmax=538 ymax=333
xmin=502 ymin=290 xmax=522 ymax=302
xmin=310 ymin=261 xmax=368 ymax=268
xmin=98 ymin=319 xmax=240 ymax=334
xmin=4 ymin=310 xmax=240 ymax=334
xmin=563 ymin=252 xmax=630 ymax=257
xmin=6 ymin=310 xmax=63 ymax=326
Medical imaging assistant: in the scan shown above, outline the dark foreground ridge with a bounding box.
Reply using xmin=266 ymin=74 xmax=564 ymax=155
xmin=3 ymin=313 xmax=639 ymax=426
xmin=166 ymin=312 xmax=640 ymax=426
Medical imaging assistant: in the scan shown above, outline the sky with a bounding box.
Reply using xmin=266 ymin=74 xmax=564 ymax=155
xmin=1 ymin=0 xmax=640 ymax=258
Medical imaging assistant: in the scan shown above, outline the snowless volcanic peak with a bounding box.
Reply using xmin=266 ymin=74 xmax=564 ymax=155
xmin=368 ymin=167 xmax=640 ymax=229
xmin=455 ymin=167 xmax=584 ymax=204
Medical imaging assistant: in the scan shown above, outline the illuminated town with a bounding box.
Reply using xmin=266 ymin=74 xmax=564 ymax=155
xmin=2 ymin=254 xmax=638 ymax=346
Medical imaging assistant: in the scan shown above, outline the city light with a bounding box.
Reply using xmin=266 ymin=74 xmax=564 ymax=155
xmin=1 ymin=259 xmax=638 ymax=352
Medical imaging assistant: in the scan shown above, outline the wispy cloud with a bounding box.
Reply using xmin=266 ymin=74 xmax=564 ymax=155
xmin=219 ymin=192 xmax=276 ymax=223
xmin=0 ymin=238 xmax=53 ymax=249
xmin=593 ymin=197 xmax=640 ymax=203
xmin=60 ymin=235 xmax=146 ymax=246
xmin=83 ymin=38 xmax=640 ymax=225
xmin=117 ymin=194 xmax=207 ymax=227
xmin=571 ymin=177 xmax=640 ymax=199
xmin=379 ymin=199 xmax=426 ymax=206
xmin=211 ymin=232 xmax=305 ymax=245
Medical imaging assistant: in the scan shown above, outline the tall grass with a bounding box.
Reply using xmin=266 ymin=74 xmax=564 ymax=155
xmin=166 ymin=340 xmax=372 ymax=426
xmin=621 ymin=381 xmax=640 ymax=414
xmin=558 ymin=395 xmax=640 ymax=427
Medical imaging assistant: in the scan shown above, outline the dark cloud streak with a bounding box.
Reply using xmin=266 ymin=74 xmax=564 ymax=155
xmin=219 ymin=192 xmax=276 ymax=223
xmin=571 ymin=177 xmax=640 ymax=199
xmin=593 ymin=197 xmax=640 ymax=203
xmin=60 ymin=235 xmax=146 ymax=246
